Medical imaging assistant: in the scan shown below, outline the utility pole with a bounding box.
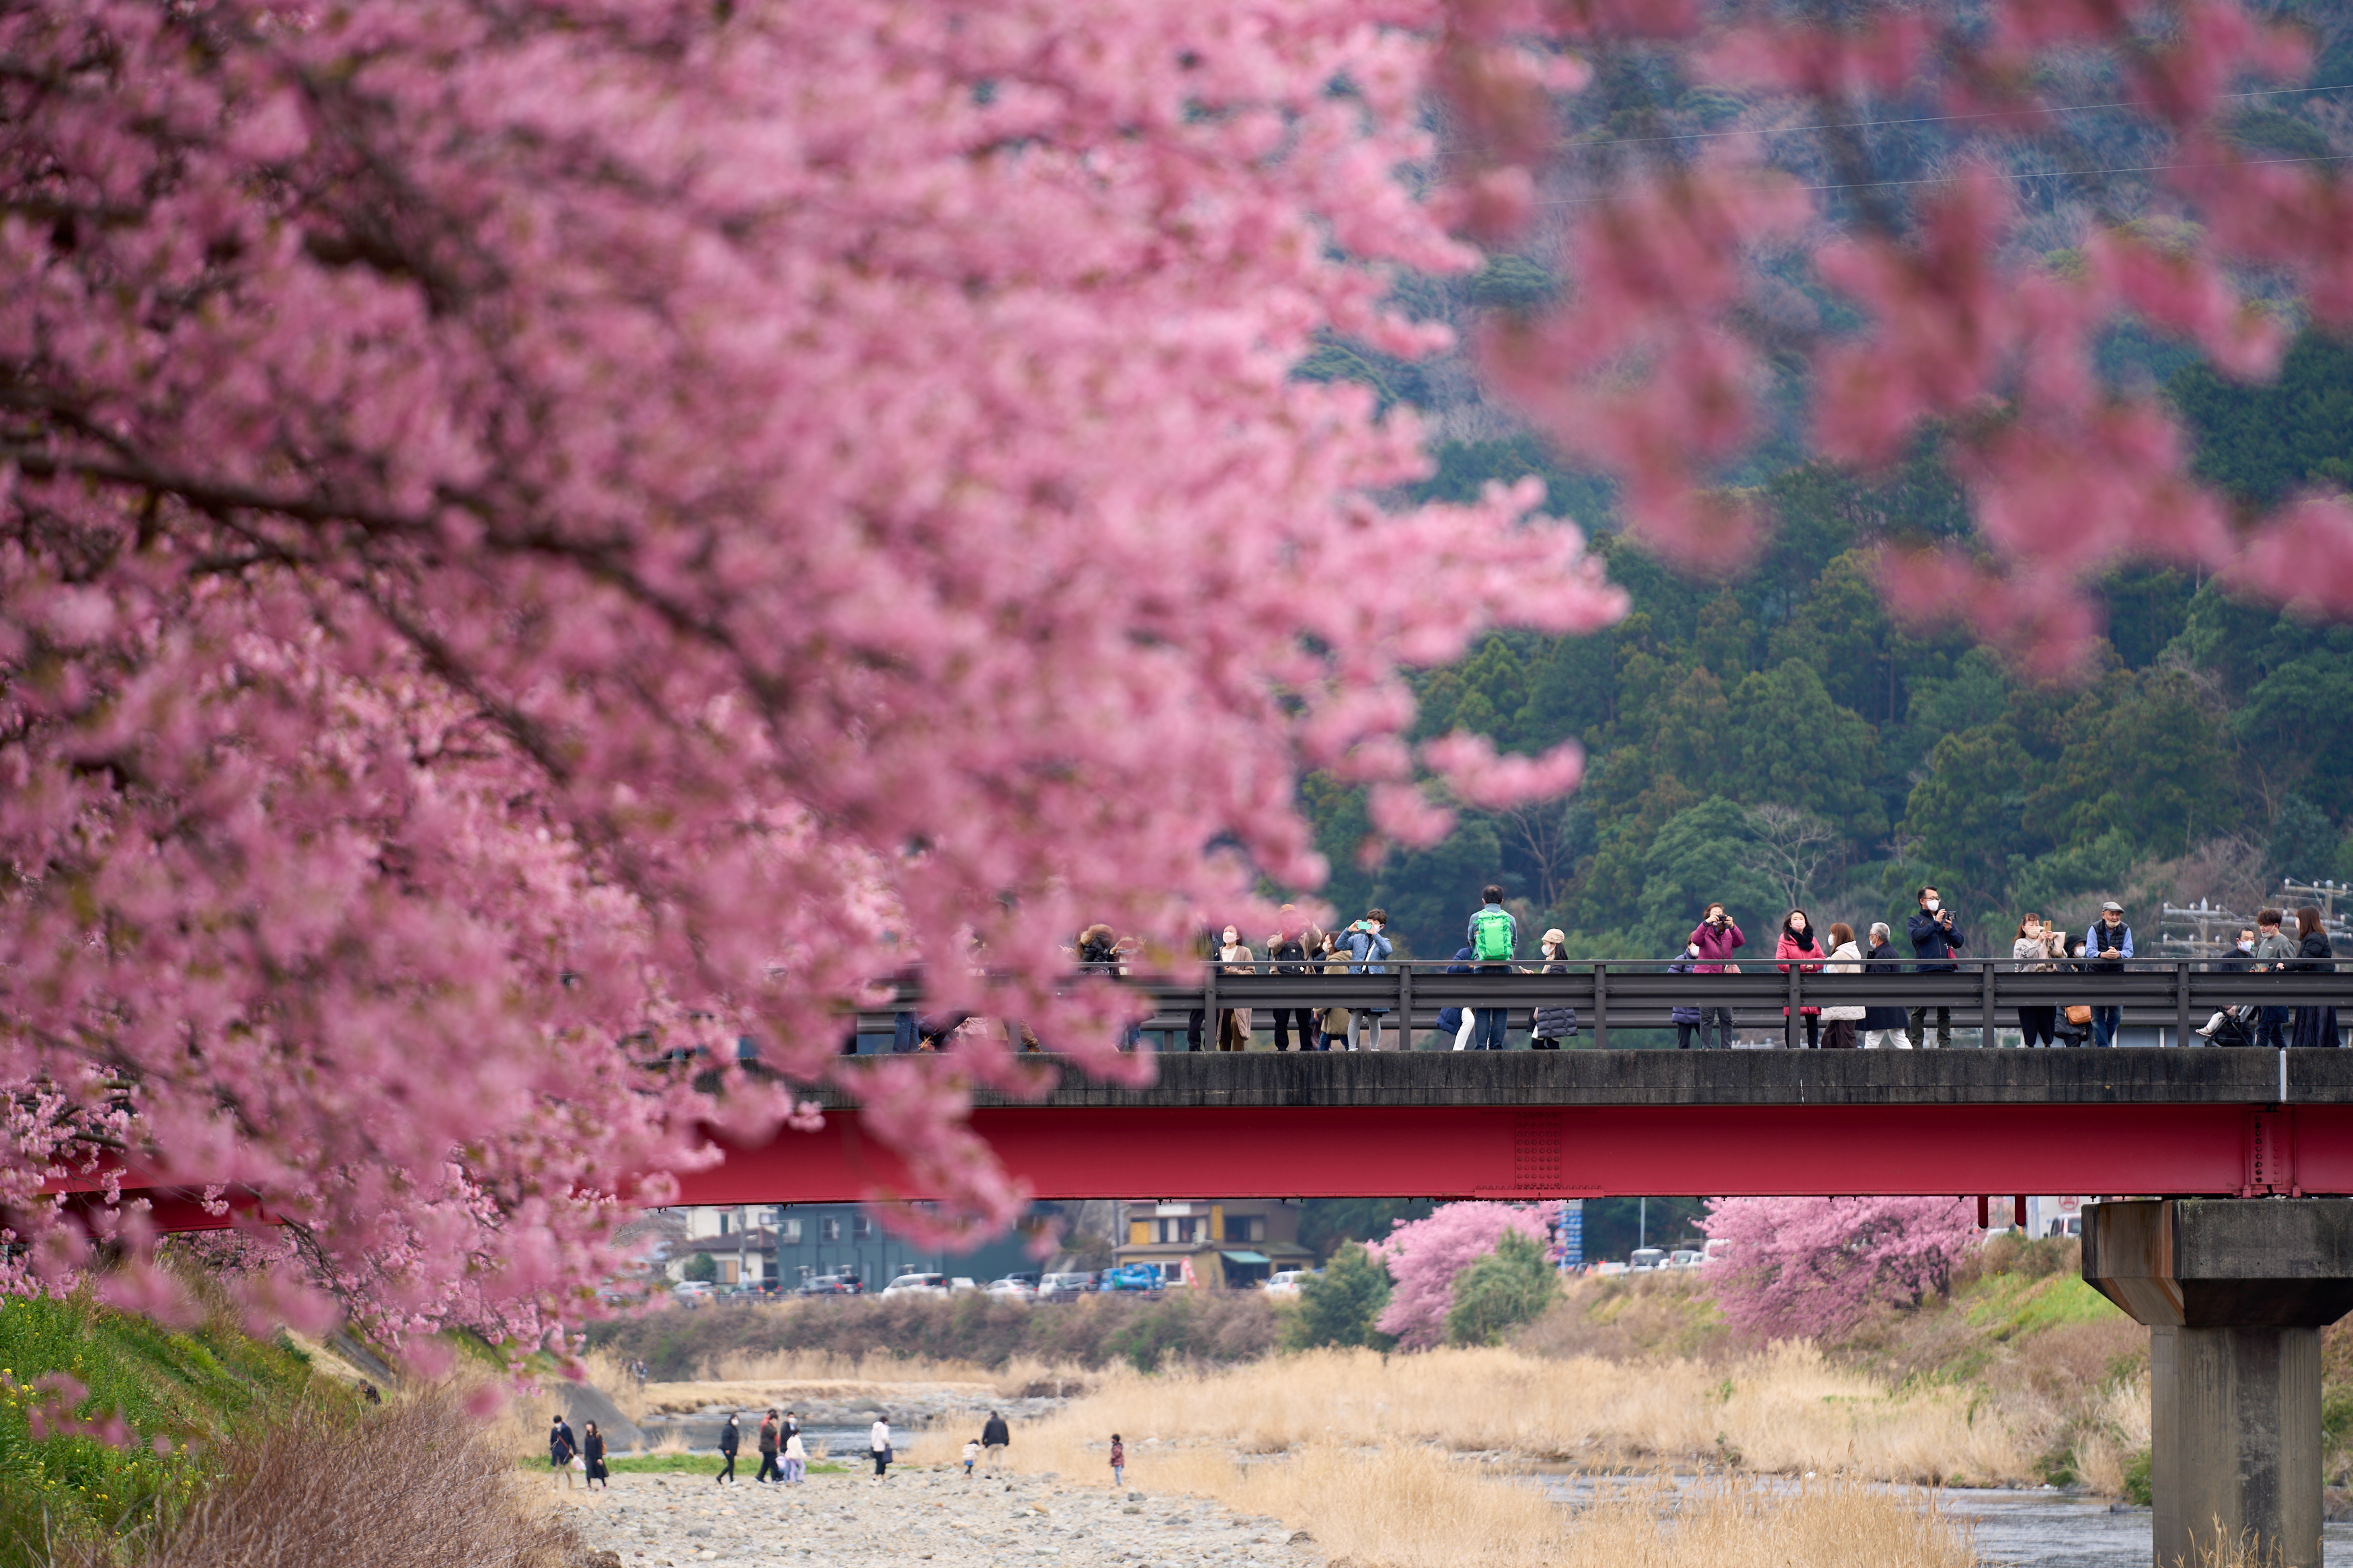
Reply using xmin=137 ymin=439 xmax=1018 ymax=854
xmin=1638 ymin=1196 xmax=1647 ymax=1251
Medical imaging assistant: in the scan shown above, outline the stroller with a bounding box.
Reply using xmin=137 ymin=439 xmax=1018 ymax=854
xmin=2206 ymin=1007 xmax=2259 ymax=1048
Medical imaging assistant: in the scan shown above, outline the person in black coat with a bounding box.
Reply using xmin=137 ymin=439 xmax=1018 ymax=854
xmin=549 ymin=1413 xmax=578 ymax=1489
xmin=982 ymin=1409 xmax=1010 ymax=1469
xmin=1905 ymin=887 xmax=1965 ymax=1048
xmin=1862 ymin=923 xmax=1912 ymax=1049
xmin=582 ymin=1421 xmax=610 ymax=1489
xmin=716 ymin=1411 xmax=741 ymax=1485
xmin=2291 ymin=906 xmax=2341 ymax=1050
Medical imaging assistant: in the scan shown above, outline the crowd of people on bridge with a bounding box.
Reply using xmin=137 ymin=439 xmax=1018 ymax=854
xmin=863 ymin=886 xmax=2346 ymax=1055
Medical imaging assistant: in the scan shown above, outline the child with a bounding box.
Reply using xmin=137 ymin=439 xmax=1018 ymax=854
xmin=963 ymin=1438 xmax=980 ymax=1477
xmin=783 ymin=1428 xmax=806 ymax=1485
xmin=1109 ymin=1433 xmax=1125 ymax=1489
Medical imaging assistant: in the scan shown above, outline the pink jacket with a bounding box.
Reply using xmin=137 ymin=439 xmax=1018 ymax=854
xmin=1687 ymin=921 xmax=1744 ymax=973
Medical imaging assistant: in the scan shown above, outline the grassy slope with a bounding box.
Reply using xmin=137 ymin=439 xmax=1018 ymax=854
xmin=0 ymin=1292 xmax=323 ymax=1565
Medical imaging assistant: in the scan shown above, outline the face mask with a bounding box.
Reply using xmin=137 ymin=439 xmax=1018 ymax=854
xmin=1925 ymin=898 xmax=1941 ymax=912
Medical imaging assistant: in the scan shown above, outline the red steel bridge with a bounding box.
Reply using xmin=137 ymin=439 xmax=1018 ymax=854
xmin=73 ymin=960 xmax=2353 ymax=1227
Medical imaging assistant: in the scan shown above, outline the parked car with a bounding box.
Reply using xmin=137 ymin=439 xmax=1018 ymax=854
xmin=949 ymin=1276 xmax=979 ymax=1292
xmin=1628 ymin=1247 xmax=1667 ymax=1272
xmin=1037 ymin=1271 xmax=1098 ymax=1302
xmin=985 ymin=1276 xmax=1037 ymax=1301
xmin=1261 ymin=1269 xmax=1318 ymax=1297
xmin=1097 ymin=1263 xmax=1163 ymax=1293
xmin=671 ymin=1280 xmax=717 ymax=1302
xmin=880 ymin=1272 xmax=949 ymax=1297
xmin=1667 ymin=1249 xmax=1703 ymax=1270
xmin=796 ymin=1273 xmax=863 ymax=1296
xmin=1702 ymin=1238 xmax=1733 ymax=1266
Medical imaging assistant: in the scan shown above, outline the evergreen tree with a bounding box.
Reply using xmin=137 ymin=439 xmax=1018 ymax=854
xmin=1445 ymin=1232 xmax=1558 ymax=1347
xmin=1280 ymin=1244 xmax=1396 ymax=1353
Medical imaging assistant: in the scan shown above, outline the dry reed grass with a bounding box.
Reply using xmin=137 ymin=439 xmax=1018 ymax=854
xmin=930 ymin=1350 xmax=1983 ymax=1568
xmin=52 ymin=1391 xmax=576 ymax=1568
xmin=989 ymin=1345 xmax=2024 ymax=1484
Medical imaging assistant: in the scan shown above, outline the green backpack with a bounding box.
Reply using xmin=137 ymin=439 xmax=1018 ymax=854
xmin=1470 ymin=905 xmax=1515 ymax=962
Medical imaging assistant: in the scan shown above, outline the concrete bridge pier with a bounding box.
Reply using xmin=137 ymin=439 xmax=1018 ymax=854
xmin=2083 ymin=1198 xmax=2353 ymax=1568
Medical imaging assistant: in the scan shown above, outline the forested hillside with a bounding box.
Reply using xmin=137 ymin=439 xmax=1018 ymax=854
xmin=1303 ymin=328 xmax=2353 ymax=961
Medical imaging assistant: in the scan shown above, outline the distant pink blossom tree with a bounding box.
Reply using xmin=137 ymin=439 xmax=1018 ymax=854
xmin=1375 ymin=1201 xmax=1551 ymax=1350
xmin=1700 ymin=1197 xmax=1979 ymax=1342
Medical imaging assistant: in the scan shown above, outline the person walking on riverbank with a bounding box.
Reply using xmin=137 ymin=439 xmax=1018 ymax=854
xmin=963 ymin=1438 xmax=980 ymax=1476
xmin=756 ymin=1409 xmax=782 ymax=1483
xmin=782 ymin=1428 xmax=807 ymax=1485
xmin=870 ymin=1414 xmax=894 ymax=1481
xmin=983 ymin=1409 xmax=1010 ymax=1469
xmin=716 ymin=1412 xmax=740 ymax=1484
xmin=1907 ymin=887 xmax=1964 ymax=1048
xmin=549 ymin=1413 xmax=579 ymax=1490
xmin=1110 ymin=1434 xmax=1125 ymax=1489
xmin=1689 ymin=903 xmax=1743 ymax=1051
xmin=582 ymin=1421 xmax=609 ymax=1489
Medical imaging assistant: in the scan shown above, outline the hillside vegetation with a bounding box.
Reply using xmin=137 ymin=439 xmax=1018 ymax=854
xmin=1300 ymin=330 xmax=2353 ymax=965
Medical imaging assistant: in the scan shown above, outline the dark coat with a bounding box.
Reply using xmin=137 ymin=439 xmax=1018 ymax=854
xmin=1906 ymin=911 xmax=1966 ymax=972
xmin=583 ymin=1432 xmax=607 ymax=1481
xmin=1435 ymin=947 xmax=1475 ymax=1034
xmin=1531 ymin=960 xmax=1579 ymax=1039
xmin=1863 ymin=942 xmax=1909 ymax=1030
xmin=2293 ymin=930 xmax=2340 ymax=1049
xmin=982 ymin=1415 xmax=1011 ymax=1446
xmin=759 ymin=1418 xmax=779 ymax=1456
xmin=1668 ymin=956 xmax=1702 ymax=1026
xmin=719 ymin=1419 xmax=740 ymax=1456
xmin=550 ymin=1421 xmax=577 ymax=1464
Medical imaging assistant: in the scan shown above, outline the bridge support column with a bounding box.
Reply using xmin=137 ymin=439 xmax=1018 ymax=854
xmin=2083 ymin=1198 xmax=2353 ymax=1568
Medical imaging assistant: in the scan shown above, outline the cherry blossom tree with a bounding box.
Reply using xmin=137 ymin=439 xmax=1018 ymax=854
xmin=1374 ymin=1200 xmax=1551 ymax=1350
xmin=0 ymin=1 xmax=1621 ymax=1349
xmin=11 ymin=0 xmax=2353 ymax=1362
xmin=1700 ymin=1196 xmax=1979 ymax=1342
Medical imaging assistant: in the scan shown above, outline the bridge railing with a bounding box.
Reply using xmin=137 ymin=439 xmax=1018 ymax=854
xmin=850 ymin=958 xmax=2353 ymax=1050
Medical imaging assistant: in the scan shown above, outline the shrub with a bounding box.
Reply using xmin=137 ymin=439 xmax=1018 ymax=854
xmin=1445 ymin=1232 xmax=1555 ymax=1348
xmin=81 ymin=1390 xmax=575 ymax=1568
xmin=1701 ymin=1196 xmax=1978 ymax=1342
xmin=1280 ymin=1245 xmax=1394 ymax=1353
xmin=1373 ymin=1203 xmax=1551 ymax=1351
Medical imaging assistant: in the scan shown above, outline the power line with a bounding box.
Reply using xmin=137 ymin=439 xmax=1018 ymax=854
xmin=1570 ymin=79 xmax=2350 ymax=151
xmin=1534 ymin=148 xmax=2353 ymax=206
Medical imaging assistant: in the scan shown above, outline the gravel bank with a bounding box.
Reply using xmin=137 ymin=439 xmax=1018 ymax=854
xmin=555 ymin=1460 xmax=1324 ymax=1568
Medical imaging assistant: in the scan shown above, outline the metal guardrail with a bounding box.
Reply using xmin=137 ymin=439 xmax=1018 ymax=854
xmin=852 ymin=958 xmax=2353 ymax=1050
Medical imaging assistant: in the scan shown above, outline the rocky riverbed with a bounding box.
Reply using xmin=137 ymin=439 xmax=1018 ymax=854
xmin=557 ymin=1462 xmax=1322 ymax=1568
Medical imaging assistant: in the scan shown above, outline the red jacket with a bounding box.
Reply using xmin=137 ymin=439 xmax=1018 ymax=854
xmin=1776 ymin=932 xmax=1823 ymax=1016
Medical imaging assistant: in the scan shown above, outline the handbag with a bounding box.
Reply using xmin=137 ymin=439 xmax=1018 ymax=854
xmin=571 ymin=1455 xmax=586 ymax=1473
xmin=2064 ymin=1004 xmax=2093 ymax=1026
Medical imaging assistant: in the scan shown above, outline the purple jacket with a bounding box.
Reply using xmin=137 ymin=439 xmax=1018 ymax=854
xmin=1687 ymin=920 xmax=1745 ymax=974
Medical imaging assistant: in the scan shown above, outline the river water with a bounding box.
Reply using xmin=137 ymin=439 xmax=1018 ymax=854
xmin=1540 ymin=1474 xmax=2353 ymax=1565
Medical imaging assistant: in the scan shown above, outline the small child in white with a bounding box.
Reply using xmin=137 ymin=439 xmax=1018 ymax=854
xmin=963 ymin=1438 xmax=980 ymax=1476
xmin=1109 ymin=1434 xmax=1125 ymax=1489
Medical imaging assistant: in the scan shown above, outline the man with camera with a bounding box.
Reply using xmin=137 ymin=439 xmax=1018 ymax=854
xmin=1905 ymin=886 xmax=1966 ymax=1049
